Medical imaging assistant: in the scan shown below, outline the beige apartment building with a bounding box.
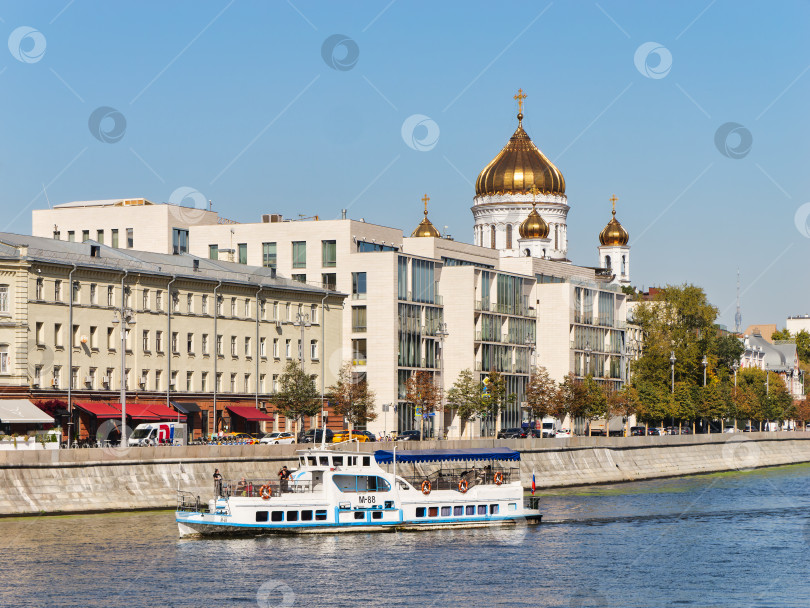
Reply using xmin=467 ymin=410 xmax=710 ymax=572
xmin=0 ymin=233 xmax=343 ymax=442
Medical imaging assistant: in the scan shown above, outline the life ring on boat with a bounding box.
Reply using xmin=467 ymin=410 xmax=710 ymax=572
xmin=494 ymin=471 xmax=503 ymax=485
xmin=458 ymin=478 xmax=468 ymax=493
xmin=259 ymin=485 xmax=272 ymax=500
xmin=421 ymin=480 xmax=431 ymax=495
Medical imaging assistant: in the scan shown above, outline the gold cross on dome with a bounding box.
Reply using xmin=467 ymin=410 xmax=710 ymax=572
xmin=529 ymin=184 xmax=539 ymax=205
xmin=422 ymin=194 xmax=430 ymax=215
xmin=609 ymin=194 xmax=618 ymax=214
xmin=514 ymin=88 xmax=527 ymax=113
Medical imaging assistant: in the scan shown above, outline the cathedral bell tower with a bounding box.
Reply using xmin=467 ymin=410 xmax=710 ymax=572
xmin=598 ymin=195 xmax=630 ymax=284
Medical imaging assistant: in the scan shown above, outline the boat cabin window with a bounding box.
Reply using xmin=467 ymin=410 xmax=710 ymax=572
xmin=256 ymin=511 xmax=268 ymax=522
xmin=416 ymin=507 xmax=426 ymax=518
xmin=319 ymin=457 xmax=329 ymax=466
xmin=490 ymin=504 xmax=499 ymax=515
xmin=333 ymin=474 xmax=391 ymax=493
xmin=354 ymin=512 xmax=364 ymax=520
xmin=441 ymin=506 xmax=451 ymax=516
xmin=466 ymin=506 xmax=475 ymax=515
xmin=372 ymin=511 xmax=383 ymax=520
xmin=362 ymin=456 xmax=371 ymax=466
xmin=301 ymin=510 xmax=313 ymax=521
xmin=332 ymin=456 xmax=343 ymax=466
xmin=287 ymin=511 xmax=299 ymax=522
xmin=315 ymin=510 xmax=327 ymax=521
xmin=508 ymin=503 xmax=517 ymax=512
xmin=395 ymin=477 xmax=410 ymax=491
xmin=428 ymin=507 xmax=438 ymax=517
xmin=477 ymin=505 xmax=487 ymax=515
xmin=271 ymin=511 xmax=283 ymax=522
xmin=308 ymin=457 xmax=317 ymax=466
xmin=453 ymin=506 xmax=463 ymax=516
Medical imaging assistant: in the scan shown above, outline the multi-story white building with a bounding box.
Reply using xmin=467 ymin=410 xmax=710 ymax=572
xmin=0 ymin=233 xmax=343 ymax=442
xmin=28 ymin=100 xmax=638 ymax=438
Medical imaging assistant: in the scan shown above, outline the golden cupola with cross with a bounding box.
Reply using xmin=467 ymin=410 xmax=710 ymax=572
xmin=472 ymin=89 xmax=570 ymax=260
xmin=598 ymin=195 xmax=631 ymax=284
xmin=411 ymin=194 xmax=441 ymax=238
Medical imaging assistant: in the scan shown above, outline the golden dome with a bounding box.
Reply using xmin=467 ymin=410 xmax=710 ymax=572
xmin=519 ymin=202 xmax=549 ymax=239
xmin=475 ymin=94 xmax=565 ymax=197
xmin=411 ymin=194 xmax=441 ymax=238
xmin=599 ymin=195 xmax=629 ymax=246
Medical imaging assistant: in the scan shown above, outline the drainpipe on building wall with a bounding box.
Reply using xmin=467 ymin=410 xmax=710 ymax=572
xmin=212 ymin=280 xmax=222 ymax=439
xmin=320 ymin=292 xmax=328 ymax=448
xmin=166 ymin=276 xmax=176 ymax=410
xmin=119 ymin=270 xmax=129 ymax=446
xmin=255 ymin=285 xmax=262 ymax=411
xmin=66 ymin=264 xmax=77 ymax=448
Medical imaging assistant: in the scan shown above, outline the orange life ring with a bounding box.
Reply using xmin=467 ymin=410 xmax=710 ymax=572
xmin=458 ymin=478 xmax=468 ymax=493
xmin=421 ymin=479 xmax=431 ymax=495
xmin=260 ymin=485 xmax=272 ymax=500
xmin=494 ymin=471 xmax=503 ymax=485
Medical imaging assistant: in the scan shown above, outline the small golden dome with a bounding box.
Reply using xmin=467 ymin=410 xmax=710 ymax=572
xmin=519 ymin=202 xmax=549 ymax=239
xmin=599 ymin=195 xmax=629 ymax=246
xmin=411 ymin=194 xmax=441 ymax=238
xmin=475 ymin=93 xmax=565 ymax=197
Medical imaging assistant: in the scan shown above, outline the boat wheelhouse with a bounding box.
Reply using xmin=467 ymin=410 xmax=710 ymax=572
xmin=176 ymin=446 xmax=541 ymax=536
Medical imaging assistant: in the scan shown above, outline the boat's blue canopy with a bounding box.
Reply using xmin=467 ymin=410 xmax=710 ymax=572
xmin=374 ymin=447 xmax=520 ymax=464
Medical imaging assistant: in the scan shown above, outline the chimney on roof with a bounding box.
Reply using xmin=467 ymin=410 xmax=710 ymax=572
xmin=342 ymin=209 xmax=347 ymax=220
xmin=90 ymin=245 xmax=101 ymax=258
xmin=193 ymin=259 xmax=200 ymax=271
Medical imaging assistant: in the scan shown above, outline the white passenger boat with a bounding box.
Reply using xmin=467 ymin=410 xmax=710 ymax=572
xmin=175 ymin=446 xmax=541 ymax=536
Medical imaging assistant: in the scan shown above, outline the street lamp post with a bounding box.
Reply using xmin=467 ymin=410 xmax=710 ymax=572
xmin=702 ymin=355 xmax=708 ymax=434
xmin=525 ymin=334 xmax=535 ymax=431
xmin=584 ymin=344 xmax=592 ymax=437
xmin=436 ymin=322 xmax=449 ymax=440
xmin=732 ymin=360 xmax=740 ymax=432
xmin=293 ymin=310 xmax=311 ymax=438
xmin=670 ymin=351 xmax=676 ymax=394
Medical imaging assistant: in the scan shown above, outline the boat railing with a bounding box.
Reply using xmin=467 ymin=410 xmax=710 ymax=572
xmin=176 ymin=490 xmax=206 ymax=513
xmin=524 ymin=495 xmax=540 ymax=510
xmin=219 ymin=478 xmax=315 ymax=498
xmin=403 ymin=467 xmax=520 ymax=492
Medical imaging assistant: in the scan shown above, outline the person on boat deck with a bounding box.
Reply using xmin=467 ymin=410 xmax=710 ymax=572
xmin=278 ymin=466 xmax=291 ymax=491
xmin=213 ymin=469 xmax=223 ymax=497
xmin=237 ymin=477 xmax=248 ymax=496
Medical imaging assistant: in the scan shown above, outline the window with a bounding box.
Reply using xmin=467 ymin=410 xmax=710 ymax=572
xmin=352 ymin=339 xmax=367 ymax=365
xmin=322 ymin=240 xmax=336 ymax=267
xmin=82 ymin=230 xmax=90 ymax=242
xmin=352 ymin=272 xmax=367 ymax=300
xmin=124 ymin=286 xmax=131 ymax=308
xmin=416 ymin=507 xmax=426 ymax=518
xmin=490 ymin=225 xmax=496 ymax=248
xmin=187 ymin=293 xmax=193 ymax=314
xmin=156 ymin=290 xmax=163 ymax=310
xmin=201 ymin=372 xmax=208 ymax=392
xmin=209 ymin=245 xmax=218 ymax=260
xmin=172 ymin=291 xmax=179 ymax=313
xmin=216 ymin=372 xmax=222 ymax=392
xmin=301 ymin=510 xmax=313 ymax=521
xmin=273 ymin=338 xmax=279 ymax=358
xmin=142 ymin=330 xmax=150 ymax=352
xmin=271 ymin=511 xmax=283 ymax=522
xmin=170 ymin=371 xmax=177 ymax=388
xmin=35 ymin=322 xmax=44 ymax=345
xmin=262 ymin=242 xmax=276 ymax=269
xmin=260 ymin=299 xmax=266 ymax=319
xmin=354 ymin=512 xmax=364 ymax=520
xmin=260 ymin=374 xmax=266 ymax=392
xmin=35 ymin=278 xmax=43 ymax=300
xmin=126 ymin=228 xmax=134 ymax=248
xmin=216 ymin=296 xmax=223 ymax=316
xmin=238 ymin=243 xmax=247 ymax=264
xmin=243 ymin=374 xmax=250 ymax=393
xmin=0 ymin=345 xmax=7 ymax=373
xmin=71 ymin=324 xmax=80 ymax=348
xmin=34 ymin=365 xmax=42 ymax=386
xmin=201 ymin=295 xmax=208 ymax=315
xmin=90 ymin=326 xmax=98 ymax=349
xmin=315 ymin=510 xmax=327 ymax=521
xmin=154 ymin=369 xmax=161 ymax=390
xmin=107 ymin=286 xmax=114 ymax=307
xmin=273 ymin=301 xmax=278 ymax=320
xmin=352 ymin=307 xmax=367 ymax=332
xmin=142 ymin=289 xmax=149 ymax=310
xmin=505 ymin=224 xmax=512 ymax=249
xmin=441 ymin=506 xmax=451 ymax=517
xmin=310 ymin=340 xmax=318 ymax=360
xmin=260 ymin=337 xmax=266 ymax=357
xmin=477 ymin=505 xmax=487 ymax=515
xmin=187 ymin=333 xmax=194 ymax=354
xmin=216 ymin=335 xmax=223 ymax=356
xmin=54 ymin=323 xmax=63 ymax=348
xmin=272 ymin=374 xmax=279 ymax=393
xmin=311 ymin=304 xmax=318 ymax=323
xmin=256 ymin=511 xmax=268 ymax=523
xmin=428 ymin=507 xmax=438 ymax=517
xmin=297 ymin=339 xmax=302 ymax=360
xmin=53 ymin=230 xmax=60 ymax=240
xmin=285 ymin=339 xmax=291 ymax=359
xmin=230 ymin=336 xmax=237 ymax=357
xmin=67 ymin=231 xmax=75 ymax=242
xmin=322 ymin=273 xmax=336 ymax=291
xmin=465 ymin=505 xmax=475 ymax=515
xmin=106 ymin=368 xmax=114 ymax=387
xmin=172 ymin=228 xmax=189 ymax=254
xmin=291 ymin=274 xmax=306 ymax=283
xmin=125 ymin=327 xmax=131 ymax=351
xmin=90 ymin=283 xmax=97 ymax=305
xmin=171 ymin=332 xmax=178 ymax=354
xmin=292 ymin=241 xmax=306 ymax=268
xmin=231 ymin=298 xmax=236 ymax=317
xmin=106 ymin=327 xmax=115 ymax=350
xmin=96 ymin=229 xmax=104 ymax=244
xmin=490 ymin=504 xmax=499 ymax=515
xmin=156 ymin=331 xmax=163 ymax=353
xmin=111 ymin=229 xmax=119 ymax=248
xmin=0 ymin=286 xmax=7 ymax=313
xmin=453 ymin=506 xmax=463 ymax=516
xmin=186 ymin=371 xmax=193 ymax=392
xmin=244 ymin=298 xmax=250 ymax=318
xmin=53 ymin=366 xmax=61 ymax=388
xmin=202 ymin=334 xmax=209 ymax=355
xmin=244 ymin=336 xmax=251 ymax=357
xmin=72 ymin=281 xmax=80 ymax=304
xmin=55 ymin=280 xmax=62 ymax=301
xmin=285 ymin=303 xmax=291 ymax=321
xmin=230 ymin=373 xmax=236 ymax=392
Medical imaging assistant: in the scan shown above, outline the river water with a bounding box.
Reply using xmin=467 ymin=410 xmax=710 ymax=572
xmin=2 ymin=464 xmax=809 ymax=608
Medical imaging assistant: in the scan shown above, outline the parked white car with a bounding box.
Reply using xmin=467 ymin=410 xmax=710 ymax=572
xmin=723 ymin=426 xmax=736 ymax=433
xmin=555 ymin=428 xmax=572 ymax=438
xmin=260 ymin=432 xmax=296 ymax=445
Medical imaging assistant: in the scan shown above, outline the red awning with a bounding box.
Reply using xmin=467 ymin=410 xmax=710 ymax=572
xmin=74 ymin=402 xmax=121 ymax=420
xmin=226 ymin=405 xmax=274 ymax=422
xmin=110 ymin=403 xmax=160 ymax=421
xmin=145 ymin=403 xmax=186 ymax=422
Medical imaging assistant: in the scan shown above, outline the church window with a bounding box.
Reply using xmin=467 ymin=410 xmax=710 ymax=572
xmin=490 ymin=226 xmax=496 ymax=249
xmin=605 ymin=255 xmax=611 ymax=269
xmin=506 ymin=225 xmax=512 ymax=249
xmin=621 ymin=256 xmax=626 ymax=276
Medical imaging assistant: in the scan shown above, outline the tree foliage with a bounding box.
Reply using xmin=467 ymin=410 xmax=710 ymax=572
xmin=328 ymin=363 xmax=377 ymax=429
xmin=275 ymin=360 xmax=321 ymax=425
xmin=525 ymin=365 xmax=557 ymax=421
xmin=446 ymin=369 xmax=483 ymax=422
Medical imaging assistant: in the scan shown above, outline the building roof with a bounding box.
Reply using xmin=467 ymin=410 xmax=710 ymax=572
xmin=53 ymin=198 xmax=155 ymax=208
xmin=746 ymin=331 xmax=796 ymax=372
xmin=0 ymin=232 xmax=341 ymax=296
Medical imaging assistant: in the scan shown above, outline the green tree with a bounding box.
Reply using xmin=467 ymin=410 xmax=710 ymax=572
xmin=405 ymin=370 xmax=440 ymax=439
xmin=275 ymin=360 xmax=321 ymax=435
xmin=635 ymin=380 xmax=673 ymax=428
xmin=771 ymin=328 xmax=791 ymax=341
xmin=715 ymin=334 xmax=745 ymax=373
xmin=608 ymin=385 xmax=640 ymax=436
xmin=446 ymin=369 xmax=483 ymax=438
xmin=557 ymin=373 xmax=587 ymax=429
xmin=481 ymin=370 xmax=509 ymax=436
xmin=328 ymin=363 xmax=377 ymax=430
xmin=525 ymin=365 xmax=557 ymax=423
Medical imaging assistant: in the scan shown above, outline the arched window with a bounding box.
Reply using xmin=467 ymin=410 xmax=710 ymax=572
xmin=524 ymin=248 xmax=531 ymax=257
xmin=605 ymin=255 xmax=611 ymax=269
xmin=506 ymin=224 xmax=513 ymax=249
xmin=490 ymin=225 xmax=496 ymax=249
xmin=621 ymin=255 xmax=626 ymax=276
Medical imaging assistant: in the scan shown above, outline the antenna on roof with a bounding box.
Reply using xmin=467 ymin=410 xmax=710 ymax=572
xmin=735 ymin=268 xmax=742 ymax=334
xmin=42 ymin=183 xmax=51 ymax=209
xmin=208 ymin=199 xmax=212 ymax=211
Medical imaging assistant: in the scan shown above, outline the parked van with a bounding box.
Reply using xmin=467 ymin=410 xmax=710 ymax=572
xmin=128 ymin=422 xmax=187 ymax=447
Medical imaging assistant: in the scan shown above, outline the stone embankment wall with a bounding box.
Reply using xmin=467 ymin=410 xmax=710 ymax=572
xmin=1 ymin=432 xmax=809 ymax=516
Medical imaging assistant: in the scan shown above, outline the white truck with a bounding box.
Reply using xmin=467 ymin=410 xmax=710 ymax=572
xmin=128 ymin=422 xmax=187 ymax=447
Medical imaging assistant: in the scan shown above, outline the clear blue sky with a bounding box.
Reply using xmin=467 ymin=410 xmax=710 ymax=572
xmin=2 ymin=1 xmax=808 ymax=330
